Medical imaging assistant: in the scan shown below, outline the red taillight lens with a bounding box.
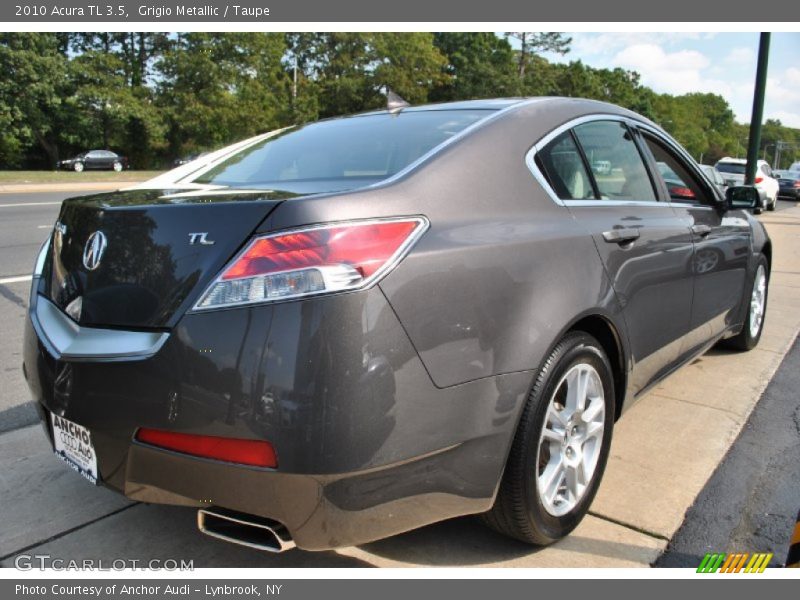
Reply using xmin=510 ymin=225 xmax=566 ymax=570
xmin=671 ymin=186 xmax=695 ymax=199
xmin=793 ymin=181 xmax=800 ymax=188
xmin=755 ymin=176 xmax=764 ymax=184
xmin=136 ymin=428 xmax=277 ymax=468
xmin=195 ymin=217 xmax=428 ymax=309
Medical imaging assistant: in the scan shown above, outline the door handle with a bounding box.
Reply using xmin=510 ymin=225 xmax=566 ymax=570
xmin=602 ymin=228 xmax=640 ymax=244
xmin=691 ymin=224 xmax=712 ymax=237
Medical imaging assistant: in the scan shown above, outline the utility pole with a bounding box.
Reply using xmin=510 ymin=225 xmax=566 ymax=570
xmin=745 ymin=33 xmax=770 ymax=185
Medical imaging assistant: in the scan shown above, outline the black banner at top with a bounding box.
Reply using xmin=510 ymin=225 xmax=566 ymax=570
xmin=2 ymin=0 xmax=799 ymax=22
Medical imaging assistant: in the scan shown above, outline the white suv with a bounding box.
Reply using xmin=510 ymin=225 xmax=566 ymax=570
xmin=715 ymin=157 xmax=779 ymax=211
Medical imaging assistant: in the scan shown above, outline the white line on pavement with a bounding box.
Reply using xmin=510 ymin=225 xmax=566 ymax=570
xmin=0 ymin=275 xmax=32 ymax=285
xmin=37 ymin=225 xmax=51 ymax=229
xmin=0 ymin=202 xmax=62 ymax=208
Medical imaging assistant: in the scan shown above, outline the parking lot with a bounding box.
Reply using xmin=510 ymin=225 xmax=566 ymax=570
xmin=1 ymin=187 xmax=799 ymax=568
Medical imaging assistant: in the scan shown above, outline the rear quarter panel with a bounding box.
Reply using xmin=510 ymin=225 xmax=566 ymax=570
xmin=266 ymin=100 xmax=632 ymax=390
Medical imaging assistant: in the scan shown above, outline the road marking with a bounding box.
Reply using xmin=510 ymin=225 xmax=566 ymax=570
xmin=37 ymin=225 xmax=52 ymax=229
xmin=0 ymin=202 xmax=62 ymax=208
xmin=0 ymin=275 xmax=32 ymax=285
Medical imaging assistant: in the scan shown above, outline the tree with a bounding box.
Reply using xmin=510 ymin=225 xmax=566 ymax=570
xmin=158 ymin=33 xmax=290 ymax=157
xmin=0 ymin=33 xmax=70 ymax=167
xmin=431 ymin=33 xmax=518 ymax=101
xmin=506 ymin=32 xmax=571 ymax=79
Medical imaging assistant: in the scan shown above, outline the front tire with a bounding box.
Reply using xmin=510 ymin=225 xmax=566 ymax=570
xmin=112 ymin=161 xmax=123 ymax=172
xmin=724 ymin=255 xmax=769 ymax=351
xmin=73 ymin=162 xmax=84 ymax=172
xmin=483 ymin=331 xmax=615 ymax=545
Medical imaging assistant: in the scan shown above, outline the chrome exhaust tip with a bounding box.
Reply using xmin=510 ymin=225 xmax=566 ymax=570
xmin=197 ymin=508 xmax=296 ymax=553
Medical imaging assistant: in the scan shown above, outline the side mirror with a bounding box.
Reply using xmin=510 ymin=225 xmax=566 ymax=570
xmin=725 ymin=186 xmax=761 ymax=211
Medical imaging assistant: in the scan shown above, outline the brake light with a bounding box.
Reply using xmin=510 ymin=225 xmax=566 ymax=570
xmin=195 ymin=217 xmax=428 ymax=309
xmin=671 ymin=186 xmax=695 ymax=199
xmin=794 ymin=181 xmax=800 ymax=188
xmin=136 ymin=428 xmax=277 ymax=468
xmin=755 ymin=176 xmax=763 ymax=184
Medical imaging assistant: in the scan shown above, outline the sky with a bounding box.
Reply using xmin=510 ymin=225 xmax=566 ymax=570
xmin=539 ymin=32 xmax=800 ymax=128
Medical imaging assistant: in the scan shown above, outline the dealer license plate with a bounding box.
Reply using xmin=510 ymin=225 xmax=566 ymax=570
xmin=51 ymin=413 xmax=99 ymax=485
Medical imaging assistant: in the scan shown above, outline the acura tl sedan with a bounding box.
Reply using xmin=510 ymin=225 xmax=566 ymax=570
xmin=24 ymin=98 xmax=769 ymax=552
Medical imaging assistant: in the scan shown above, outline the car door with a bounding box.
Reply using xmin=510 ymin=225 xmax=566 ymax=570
xmin=638 ymin=128 xmax=752 ymax=356
xmin=84 ymin=151 xmax=103 ymax=169
xmin=536 ymin=119 xmax=695 ymax=396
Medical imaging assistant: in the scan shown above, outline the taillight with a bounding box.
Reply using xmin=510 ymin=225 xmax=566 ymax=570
xmin=755 ymin=176 xmax=763 ymax=184
xmin=793 ymin=181 xmax=800 ymax=188
xmin=136 ymin=428 xmax=277 ymax=468
xmin=194 ymin=217 xmax=428 ymax=310
xmin=671 ymin=186 xmax=695 ymax=199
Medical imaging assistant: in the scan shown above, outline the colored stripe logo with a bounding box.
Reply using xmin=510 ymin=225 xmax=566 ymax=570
xmin=787 ymin=510 xmax=800 ymax=569
xmin=697 ymin=552 xmax=772 ymax=573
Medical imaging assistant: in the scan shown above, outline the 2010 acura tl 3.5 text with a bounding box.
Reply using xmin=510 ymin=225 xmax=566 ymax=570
xmin=24 ymin=98 xmax=770 ymax=552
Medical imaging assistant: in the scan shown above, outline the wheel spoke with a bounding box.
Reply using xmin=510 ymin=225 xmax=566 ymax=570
xmin=547 ymin=403 xmax=568 ymax=427
xmin=566 ymin=368 xmax=589 ymax=413
xmin=540 ymin=459 xmax=565 ymax=505
xmin=565 ymin=464 xmax=579 ymax=502
xmin=584 ymin=420 xmax=604 ymax=441
xmin=541 ymin=423 xmax=563 ymax=443
xmin=582 ymin=395 xmax=604 ymax=423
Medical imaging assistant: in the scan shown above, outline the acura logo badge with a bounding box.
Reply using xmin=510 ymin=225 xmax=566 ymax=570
xmin=82 ymin=231 xmax=107 ymax=271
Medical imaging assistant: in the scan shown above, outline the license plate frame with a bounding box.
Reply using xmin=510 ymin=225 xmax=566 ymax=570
xmin=51 ymin=413 xmax=99 ymax=485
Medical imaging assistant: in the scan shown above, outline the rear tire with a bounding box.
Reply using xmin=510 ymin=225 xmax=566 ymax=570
xmin=482 ymin=331 xmax=615 ymax=545
xmin=112 ymin=161 xmax=123 ymax=172
xmin=724 ymin=255 xmax=769 ymax=351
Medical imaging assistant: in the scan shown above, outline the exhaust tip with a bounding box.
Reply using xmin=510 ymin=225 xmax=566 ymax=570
xmin=197 ymin=507 xmax=296 ymax=553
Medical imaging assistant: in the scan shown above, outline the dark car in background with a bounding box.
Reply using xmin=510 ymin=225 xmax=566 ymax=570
xmin=58 ymin=150 xmax=128 ymax=172
xmin=775 ymin=171 xmax=800 ymax=200
xmin=25 ymin=98 xmax=770 ymax=553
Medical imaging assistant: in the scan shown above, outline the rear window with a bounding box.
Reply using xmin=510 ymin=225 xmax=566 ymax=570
xmin=194 ymin=110 xmax=493 ymax=193
xmin=716 ymin=162 xmax=746 ymax=175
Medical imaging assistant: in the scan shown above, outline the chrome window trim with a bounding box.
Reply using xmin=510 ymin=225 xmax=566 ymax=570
xmin=31 ymin=294 xmax=169 ymax=362
xmin=525 ymin=113 xmax=686 ymax=209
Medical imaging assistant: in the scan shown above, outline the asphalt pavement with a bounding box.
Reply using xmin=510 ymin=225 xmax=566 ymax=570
xmin=0 ymin=189 xmax=798 ymax=568
xmin=656 ymin=334 xmax=800 ymax=568
xmin=0 ymin=192 xmax=69 ymax=429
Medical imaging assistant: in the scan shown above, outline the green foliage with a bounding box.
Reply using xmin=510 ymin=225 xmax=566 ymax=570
xmin=1 ymin=32 xmax=798 ymax=169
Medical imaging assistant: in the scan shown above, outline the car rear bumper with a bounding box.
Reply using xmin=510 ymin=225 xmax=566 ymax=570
xmin=23 ymin=282 xmax=532 ymax=549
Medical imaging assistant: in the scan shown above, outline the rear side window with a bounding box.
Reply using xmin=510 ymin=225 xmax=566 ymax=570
xmin=193 ymin=109 xmax=493 ymax=193
xmin=573 ymin=121 xmax=657 ymax=202
xmin=716 ymin=162 xmax=746 ymax=175
xmin=536 ymin=132 xmax=596 ymax=200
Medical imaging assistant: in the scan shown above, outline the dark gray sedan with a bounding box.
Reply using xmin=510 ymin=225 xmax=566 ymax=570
xmin=24 ymin=98 xmax=769 ymax=552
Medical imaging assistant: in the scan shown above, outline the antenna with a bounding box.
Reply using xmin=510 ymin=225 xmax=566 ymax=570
xmin=385 ymin=88 xmax=410 ymax=113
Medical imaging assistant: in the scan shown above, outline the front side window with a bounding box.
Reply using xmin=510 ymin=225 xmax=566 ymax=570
xmin=536 ymin=131 xmax=596 ymax=200
xmin=643 ymin=133 xmax=713 ymax=205
xmin=572 ymin=121 xmax=657 ymax=202
xmin=193 ymin=109 xmax=493 ymax=194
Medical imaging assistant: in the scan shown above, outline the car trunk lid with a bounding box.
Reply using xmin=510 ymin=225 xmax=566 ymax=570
xmin=44 ymin=188 xmax=294 ymax=329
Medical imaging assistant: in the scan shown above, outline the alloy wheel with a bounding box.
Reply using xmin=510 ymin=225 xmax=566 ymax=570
xmin=536 ymin=363 xmax=605 ymax=517
xmin=749 ymin=264 xmax=767 ymax=338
